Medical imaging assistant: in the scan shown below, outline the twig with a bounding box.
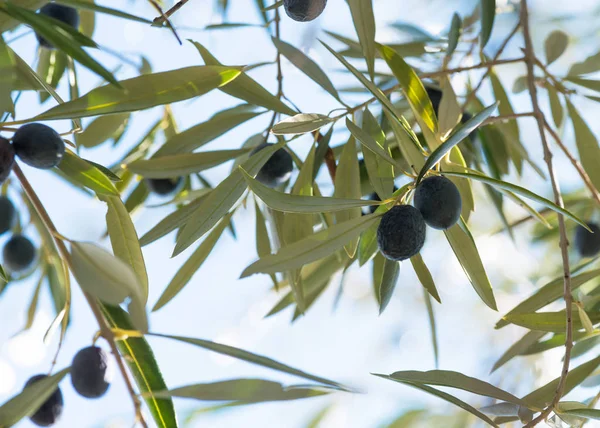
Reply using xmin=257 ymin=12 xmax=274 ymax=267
xmin=544 ymin=119 xmax=600 ymax=206
xmin=264 ymin=4 xmax=284 ymax=142
xmin=13 ymin=164 xmax=149 ymax=428
xmin=482 ymin=112 xmax=535 ymax=125
xmin=147 ymin=0 xmax=182 ymax=45
xmin=420 ymin=57 xmax=524 ymax=79
xmin=152 ymin=0 xmax=190 ymax=25
xmin=463 ymin=19 xmax=522 ymax=110
xmin=521 ymin=1 xmax=573 ymax=426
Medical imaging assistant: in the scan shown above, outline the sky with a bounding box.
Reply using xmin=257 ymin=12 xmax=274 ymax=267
xmin=1 ymin=0 xmax=600 ymax=427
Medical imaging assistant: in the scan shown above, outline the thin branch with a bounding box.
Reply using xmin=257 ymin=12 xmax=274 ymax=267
xmin=463 ymin=19 xmax=522 ymax=110
xmin=420 ymin=57 xmax=524 ymax=79
xmin=544 ymin=119 xmax=600 ymax=206
xmin=482 ymin=112 xmax=535 ymax=125
xmin=264 ymin=4 xmax=284 ymax=142
xmin=13 ymin=164 xmax=149 ymax=428
xmin=152 ymin=0 xmax=190 ymax=26
xmin=147 ymin=0 xmax=182 ymax=45
xmin=521 ymin=1 xmax=573 ymax=426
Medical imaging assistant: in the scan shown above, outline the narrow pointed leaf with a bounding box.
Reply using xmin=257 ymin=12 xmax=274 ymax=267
xmin=241 ymin=168 xmax=377 ymax=212
xmin=346 ymin=118 xmax=400 ymax=168
xmin=411 ymin=254 xmax=441 ymax=303
xmin=503 ymin=311 xmax=600 ymax=332
xmin=0 ymin=368 xmax=69 ymax=427
xmin=347 ymin=0 xmax=376 ymax=80
xmin=36 ymin=66 xmax=241 ymax=120
xmin=382 ymin=370 xmax=527 ymax=406
xmin=374 ymin=375 xmax=499 ymax=427
xmin=101 ymin=305 xmax=178 ymax=428
xmin=153 ymin=214 xmax=231 ymax=311
xmin=241 ymin=214 xmax=381 ymax=276
xmin=272 ymin=114 xmax=333 ymax=135
xmin=522 ymin=355 xmax=600 ymax=409
xmin=100 ymin=195 xmax=149 ymax=302
xmin=271 ymin=37 xmax=340 ymax=102
xmin=417 ymin=103 xmax=498 ymax=182
xmin=149 ymin=333 xmax=352 ymax=392
xmin=57 ymin=150 xmax=118 ymax=195
xmin=491 ymin=331 xmax=546 ymax=373
xmin=190 ymin=41 xmax=296 ymax=116
xmin=130 ymin=149 xmax=251 ymax=178
xmin=152 ymin=379 xmax=330 ymax=402
xmin=566 ymin=99 xmax=600 ymax=194
xmin=445 ymin=223 xmax=496 ymax=310
xmin=378 ymin=258 xmax=400 ymax=314
xmin=174 ymin=142 xmax=286 ymax=256
xmin=377 ymin=43 xmax=437 ymax=134
xmin=480 ymin=0 xmax=496 ymax=49
xmin=447 ymin=13 xmax=462 ymax=56
xmin=156 ymin=105 xmax=262 ymax=156
xmin=440 ymin=170 xmax=589 ymax=230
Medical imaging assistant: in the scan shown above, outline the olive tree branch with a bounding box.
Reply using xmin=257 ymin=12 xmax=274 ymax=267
xmin=521 ymin=1 xmax=574 ymax=425
xmin=13 ymin=163 xmax=149 ymax=428
xmin=463 ymin=19 xmax=522 ymax=110
xmin=544 ymin=119 xmax=600 ymax=206
xmin=152 ymin=0 xmax=190 ymax=26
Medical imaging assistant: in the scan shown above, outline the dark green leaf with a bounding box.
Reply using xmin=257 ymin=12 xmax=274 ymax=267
xmin=447 ymin=13 xmax=462 ymax=56
xmin=480 ymin=0 xmax=496 ymax=49
xmin=411 ymin=254 xmax=441 ymax=303
xmin=545 ymin=30 xmax=569 ymax=65
xmin=101 ymin=305 xmax=178 ymax=428
xmin=378 ymin=258 xmax=400 ymax=314
xmin=566 ymin=99 xmax=600 ymax=194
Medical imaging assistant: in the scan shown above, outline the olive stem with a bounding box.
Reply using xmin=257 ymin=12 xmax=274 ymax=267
xmin=13 ymin=163 xmax=149 ymax=428
xmin=521 ymin=1 xmax=574 ymax=426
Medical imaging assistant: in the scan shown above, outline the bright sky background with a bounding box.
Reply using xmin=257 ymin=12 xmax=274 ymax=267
xmin=1 ymin=0 xmax=600 ymax=427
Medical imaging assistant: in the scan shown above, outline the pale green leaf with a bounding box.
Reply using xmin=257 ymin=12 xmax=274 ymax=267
xmin=272 ymin=113 xmax=333 ymax=135
xmin=347 ymin=0 xmax=376 ymax=80
xmin=152 ymin=378 xmax=330 ymax=402
xmin=361 ymin=108 xmax=394 ymax=200
xmin=57 ymin=150 xmax=118 ymax=195
xmin=441 ymin=170 xmax=589 ymax=230
xmin=377 ymin=43 xmax=437 ymax=134
xmin=241 ymin=214 xmax=381 ymax=276
xmin=36 ymin=66 xmax=241 ymax=120
xmin=190 ymin=41 xmax=296 ymax=116
xmin=149 ymin=333 xmax=352 ymax=391
xmin=174 ymin=141 xmax=286 ymax=256
xmin=374 ymin=375 xmax=499 ymax=427
xmin=271 ymin=37 xmax=340 ymax=102
xmin=156 ymin=105 xmax=263 ymax=156
xmin=99 ymin=195 xmax=149 ymax=302
xmin=503 ymin=311 xmax=600 ymax=333
xmin=241 ymin=168 xmax=376 ymax=213
xmin=0 ymin=368 xmax=70 ymax=427
xmin=417 ymin=103 xmax=498 ymax=182
xmin=129 ymin=149 xmax=251 ymax=178
xmin=77 ymin=113 xmax=130 ymax=148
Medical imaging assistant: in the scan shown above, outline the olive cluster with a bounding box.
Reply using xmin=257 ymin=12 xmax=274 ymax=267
xmin=0 ymin=122 xmax=67 ymax=274
xmin=377 ymin=176 xmax=462 ymax=261
xmin=25 ymin=346 xmax=112 ymax=426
